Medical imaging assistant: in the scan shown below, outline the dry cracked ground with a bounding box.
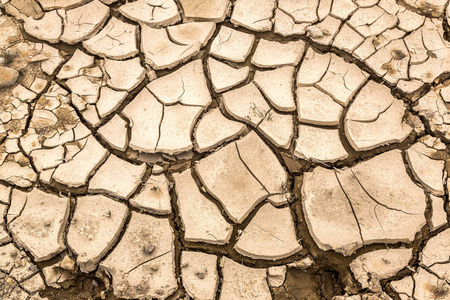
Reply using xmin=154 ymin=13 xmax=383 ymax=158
xmin=2 ymin=0 xmax=450 ymax=300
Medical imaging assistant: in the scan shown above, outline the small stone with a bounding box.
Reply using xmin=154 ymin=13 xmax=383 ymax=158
xmin=150 ymin=264 xmax=159 ymax=272
xmin=60 ymin=255 xmax=76 ymax=271
xmin=287 ymin=255 xmax=315 ymax=269
xmin=152 ymin=165 xmax=164 ymax=174
xmin=306 ymin=26 xmax=324 ymax=38
xmin=0 ymin=66 xmax=19 ymax=88
xmin=142 ymin=242 xmax=155 ymax=255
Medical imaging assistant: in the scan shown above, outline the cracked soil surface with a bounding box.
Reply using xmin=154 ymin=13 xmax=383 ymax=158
xmin=1 ymin=0 xmax=450 ymax=299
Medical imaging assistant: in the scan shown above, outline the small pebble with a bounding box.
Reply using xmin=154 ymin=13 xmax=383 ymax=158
xmin=0 ymin=66 xmax=19 ymax=88
xmin=142 ymin=242 xmax=155 ymax=255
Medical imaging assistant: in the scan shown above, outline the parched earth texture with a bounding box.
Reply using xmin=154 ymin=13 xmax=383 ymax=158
xmin=2 ymin=0 xmax=450 ymax=299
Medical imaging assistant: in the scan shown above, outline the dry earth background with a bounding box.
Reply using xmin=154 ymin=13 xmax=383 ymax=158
xmin=1 ymin=0 xmax=450 ymax=299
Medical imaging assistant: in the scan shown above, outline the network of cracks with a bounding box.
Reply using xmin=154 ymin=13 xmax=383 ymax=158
xmin=1 ymin=0 xmax=450 ymax=299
